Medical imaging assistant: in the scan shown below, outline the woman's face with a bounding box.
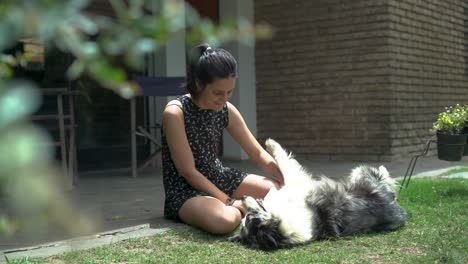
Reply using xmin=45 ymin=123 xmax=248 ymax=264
xmin=196 ymin=77 xmax=236 ymax=111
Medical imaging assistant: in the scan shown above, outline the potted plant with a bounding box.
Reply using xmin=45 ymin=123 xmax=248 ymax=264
xmin=463 ymin=104 xmax=468 ymax=156
xmin=433 ymin=104 xmax=467 ymax=161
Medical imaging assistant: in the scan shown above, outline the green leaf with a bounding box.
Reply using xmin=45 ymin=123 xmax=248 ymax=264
xmin=0 ymin=80 xmax=41 ymax=129
xmin=124 ymin=49 xmax=144 ymax=69
xmin=128 ymin=0 xmax=144 ymax=19
xmin=135 ymin=38 xmax=156 ymax=53
xmin=73 ymin=14 xmax=98 ymax=35
xmin=66 ymin=59 xmax=85 ymax=80
xmin=109 ymin=0 xmax=127 ymax=21
xmin=0 ymin=19 xmax=21 ymax=51
xmin=66 ymin=0 xmax=91 ymax=11
xmin=81 ymin=41 xmax=99 ymax=59
xmin=88 ymin=60 xmax=126 ymax=85
xmin=0 ymin=63 xmax=13 ymax=79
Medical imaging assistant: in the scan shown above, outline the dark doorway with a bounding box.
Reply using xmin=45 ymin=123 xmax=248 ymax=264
xmin=185 ymin=0 xmax=219 ymax=22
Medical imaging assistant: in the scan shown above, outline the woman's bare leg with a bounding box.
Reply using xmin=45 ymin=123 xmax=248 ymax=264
xmin=232 ymin=174 xmax=280 ymax=199
xmin=178 ymin=175 xmax=278 ymax=234
xmin=178 ymin=196 xmax=242 ymax=234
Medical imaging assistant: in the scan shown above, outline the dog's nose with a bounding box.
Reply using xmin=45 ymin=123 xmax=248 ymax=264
xmin=241 ymin=195 xmax=248 ymax=201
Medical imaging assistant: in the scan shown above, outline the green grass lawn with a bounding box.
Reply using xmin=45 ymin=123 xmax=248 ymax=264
xmin=8 ymin=178 xmax=468 ymax=264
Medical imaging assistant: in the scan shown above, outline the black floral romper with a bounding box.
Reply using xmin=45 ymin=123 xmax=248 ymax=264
xmin=161 ymin=95 xmax=248 ymax=221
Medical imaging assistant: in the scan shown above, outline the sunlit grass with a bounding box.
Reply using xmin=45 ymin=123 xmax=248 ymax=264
xmin=8 ymin=178 xmax=467 ymax=264
xmin=439 ymin=166 xmax=468 ymax=176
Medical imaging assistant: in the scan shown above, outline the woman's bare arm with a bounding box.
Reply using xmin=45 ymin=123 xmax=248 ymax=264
xmin=163 ymin=101 xmax=231 ymax=203
xmin=225 ymin=102 xmax=284 ymax=184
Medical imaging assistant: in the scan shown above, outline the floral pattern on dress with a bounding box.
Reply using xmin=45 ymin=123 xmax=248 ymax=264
xmin=161 ymin=95 xmax=248 ymax=221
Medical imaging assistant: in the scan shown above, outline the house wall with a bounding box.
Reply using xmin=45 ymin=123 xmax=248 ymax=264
xmin=254 ymin=0 xmax=468 ymax=161
xmin=386 ymin=0 xmax=467 ymax=159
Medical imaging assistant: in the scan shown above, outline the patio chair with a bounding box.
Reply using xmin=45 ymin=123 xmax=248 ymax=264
xmin=31 ymin=88 xmax=79 ymax=189
xmin=130 ymin=75 xmax=185 ymax=177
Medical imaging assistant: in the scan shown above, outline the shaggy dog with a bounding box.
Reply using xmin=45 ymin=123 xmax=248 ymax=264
xmin=229 ymin=139 xmax=407 ymax=250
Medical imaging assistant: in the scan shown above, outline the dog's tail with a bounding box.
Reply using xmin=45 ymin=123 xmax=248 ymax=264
xmin=307 ymin=175 xmax=407 ymax=238
xmin=347 ymin=165 xmax=397 ymax=201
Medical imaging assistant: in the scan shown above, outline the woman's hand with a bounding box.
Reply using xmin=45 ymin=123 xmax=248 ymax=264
xmin=231 ymin=200 xmax=245 ymax=217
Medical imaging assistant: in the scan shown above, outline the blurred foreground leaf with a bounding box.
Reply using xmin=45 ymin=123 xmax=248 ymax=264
xmin=0 ymin=0 xmax=272 ymax=237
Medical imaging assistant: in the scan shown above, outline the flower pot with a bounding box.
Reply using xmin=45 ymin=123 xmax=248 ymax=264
xmin=436 ymin=132 xmax=467 ymax=161
xmin=464 ymin=127 xmax=468 ymax=156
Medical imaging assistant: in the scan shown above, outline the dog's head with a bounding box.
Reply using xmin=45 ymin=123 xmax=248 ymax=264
xmin=228 ymin=196 xmax=289 ymax=251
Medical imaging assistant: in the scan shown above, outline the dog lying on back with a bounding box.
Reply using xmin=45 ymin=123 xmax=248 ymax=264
xmin=229 ymin=139 xmax=407 ymax=250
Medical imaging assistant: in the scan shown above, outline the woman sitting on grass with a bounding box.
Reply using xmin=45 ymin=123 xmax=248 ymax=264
xmin=161 ymin=43 xmax=283 ymax=234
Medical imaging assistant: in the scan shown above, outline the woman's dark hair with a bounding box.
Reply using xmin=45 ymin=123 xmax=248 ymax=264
xmin=185 ymin=43 xmax=237 ymax=98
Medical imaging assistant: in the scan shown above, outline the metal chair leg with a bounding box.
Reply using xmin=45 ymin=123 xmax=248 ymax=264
xmin=135 ymin=126 xmax=163 ymax=172
xmin=399 ymin=138 xmax=436 ymax=193
xmin=400 ymin=156 xmax=417 ymax=192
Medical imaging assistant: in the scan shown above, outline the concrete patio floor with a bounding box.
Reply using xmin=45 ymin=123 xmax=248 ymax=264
xmin=1 ymin=155 xmax=466 ymax=260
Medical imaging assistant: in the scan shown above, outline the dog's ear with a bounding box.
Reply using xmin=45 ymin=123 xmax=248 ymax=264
xmin=378 ymin=165 xmax=389 ymax=177
xmin=257 ymin=230 xmax=278 ymax=250
xmin=228 ymin=234 xmax=242 ymax=242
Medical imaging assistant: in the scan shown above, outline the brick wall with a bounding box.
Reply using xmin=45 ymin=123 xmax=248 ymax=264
xmin=254 ymin=0 xmax=468 ymax=161
xmin=386 ymin=0 xmax=467 ymax=159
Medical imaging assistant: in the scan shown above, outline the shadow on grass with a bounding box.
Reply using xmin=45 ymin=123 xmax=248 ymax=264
xmin=147 ymin=216 xmax=235 ymax=244
xmin=437 ymin=186 xmax=468 ymax=197
xmin=151 ymin=221 xmax=236 ymax=245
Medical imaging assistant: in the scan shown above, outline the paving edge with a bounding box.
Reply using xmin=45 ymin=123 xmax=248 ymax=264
xmin=1 ymin=224 xmax=172 ymax=262
xmin=395 ymin=165 xmax=468 ymax=180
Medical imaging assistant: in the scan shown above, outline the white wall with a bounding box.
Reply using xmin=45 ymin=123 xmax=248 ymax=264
xmin=146 ymin=0 xmax=186 ymax=166
xmin=219 ymin=0 xmax=257 ymax=160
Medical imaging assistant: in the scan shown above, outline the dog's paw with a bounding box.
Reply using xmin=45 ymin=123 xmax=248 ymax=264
xmin=265 ymin=138 xmax=280 ymax=155
xmin=228 ymin=234 xmax=242 ymax=242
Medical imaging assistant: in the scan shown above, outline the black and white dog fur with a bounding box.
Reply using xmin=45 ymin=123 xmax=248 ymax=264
xmin=229 ymin=139 xmax=407 ymax=250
